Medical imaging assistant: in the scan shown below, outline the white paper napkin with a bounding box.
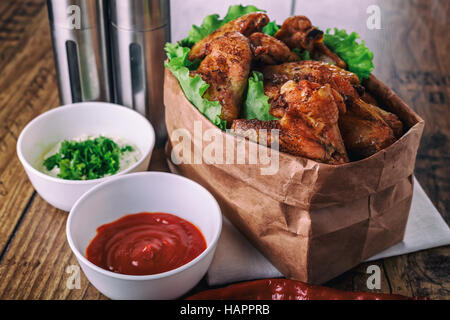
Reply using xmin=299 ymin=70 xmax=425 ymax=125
xmin=206 ymin=177 xmax=450 ymax=286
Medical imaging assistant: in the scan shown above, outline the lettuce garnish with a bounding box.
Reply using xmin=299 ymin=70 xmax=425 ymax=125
xmin=164 ymin=43 xmax=227 ymax=130
xmin=243 ymin=71 xmax=278 ymax=121
xmin=181 ymin=5 xmax=264 ymax=48
xmin=323 ymin=28 xmax=374 ymax=80
xmin=262 ymin=21 xmax=280 ymax=36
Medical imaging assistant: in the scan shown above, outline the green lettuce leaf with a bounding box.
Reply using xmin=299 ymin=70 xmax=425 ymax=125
xmin=181 ymin=5 xmax=264 ymax=47
xmin=262 ymin=21 xmax=280 ymax=36
xmin=292 ymin=48 xmax=311 ymax=60
xmin=323 ymin=28 xmax=374 ymax=80
xmin=223 ymin=4 xmax=263 ymax=23
xmin=164 ymin=43 xmax=226 ymax=130
xmin=243 ymin=71 xmax=278 ymax=121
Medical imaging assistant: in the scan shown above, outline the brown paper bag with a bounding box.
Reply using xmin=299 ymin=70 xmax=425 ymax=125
xmin=163 ymin=68 xmax=424 ymax=284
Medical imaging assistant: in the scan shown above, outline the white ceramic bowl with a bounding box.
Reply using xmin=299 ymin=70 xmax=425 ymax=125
xmin=66 ymin=172 xmax=222 ymax=300
xmin=17 ymin=102 xmax=155 ymax=211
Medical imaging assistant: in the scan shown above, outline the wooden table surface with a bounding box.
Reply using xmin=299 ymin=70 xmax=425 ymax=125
xmin=0 ymin=0 xmax=448 ymax=300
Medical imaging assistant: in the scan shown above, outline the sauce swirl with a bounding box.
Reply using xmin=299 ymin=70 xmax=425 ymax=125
xmin=86 ymin=212 xmax=207 ymax=276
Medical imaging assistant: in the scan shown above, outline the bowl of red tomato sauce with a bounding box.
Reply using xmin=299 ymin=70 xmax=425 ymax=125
xmin=66 ymin=172 xmax=222 ymax=300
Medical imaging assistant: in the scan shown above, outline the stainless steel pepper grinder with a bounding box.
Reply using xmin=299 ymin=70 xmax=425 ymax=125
xmin=47 ymin=0 xmax=113 ymax=104
xmin=110 ymin=0 xmax=171 ymax=146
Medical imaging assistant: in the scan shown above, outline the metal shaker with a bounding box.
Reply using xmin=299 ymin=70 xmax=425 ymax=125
xmin=47 ymin=0 xmax=112 ymax=104
xmin=110 ymin=0 xmax=171 ymax=146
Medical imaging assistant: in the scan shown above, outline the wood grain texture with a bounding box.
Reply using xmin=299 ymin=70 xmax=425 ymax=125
xmin=0 ymin=193 xmax=108 ymax=300
xmin=0 ymin=1 xmax=59 ymax=253
xmin=0 ymin=0 xmax=448 ymax=300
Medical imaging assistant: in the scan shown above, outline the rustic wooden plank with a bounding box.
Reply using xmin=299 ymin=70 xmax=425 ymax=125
xmin=0 ymin=192 xmax=99 ymax=299
xmin=369 ymin=0 xmax=450 ymax=300
xmin=384 ymin=247 xmax=450 ymax=299
xmin=0 ymin=161 xmax=35 ymax=252
xmin=0 ymin=0 xmax=46 ymax=68
xmin=0 ymin=1 xmax=60 ymax=253
xmin=325 ymin=261 xmax=392 ymax=295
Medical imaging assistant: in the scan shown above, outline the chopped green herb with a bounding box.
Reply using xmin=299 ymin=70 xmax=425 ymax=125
xmin=43 ymin=137 xmax=134 ymax=180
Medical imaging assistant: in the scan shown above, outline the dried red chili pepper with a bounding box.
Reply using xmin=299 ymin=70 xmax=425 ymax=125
xmin=187 ymin=279 xmax=425 ymax=300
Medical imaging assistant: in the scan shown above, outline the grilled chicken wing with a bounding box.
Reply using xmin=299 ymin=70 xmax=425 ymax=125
xmin=190 ymin=32 xmax=252 ymax=124
xmin=232 ymin=119 xmax=330 ymax=162
xmin=261 ymin=60 xmax=361 ymax=101
xmin=188 ymin=12 xmax=269 ymax=61
xmin=249 ymin=32 xmax=299 ymax=65
xmin=371 ymin=104 xmax=403 ymax=138
xmin=275 ymin=16 xmax=347 ymax=68
xmin=261 ymin=61 xmax=402 ymax=159
xmin=340 ymin=98 xmax=397 ymax=160
xmin=232 ymin=80 xmax=349 ymax=164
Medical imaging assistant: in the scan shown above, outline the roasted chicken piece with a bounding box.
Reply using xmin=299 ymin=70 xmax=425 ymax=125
xmin=275 ymin=16 xmax=347 ymax=69
xmin=188 ymin=12 xmax=269 ymax=61
xmin=261 ymin=60 xmax=362 ymax=102
xmin=190 ymin=32 xmax=252 ymax=123
xmin=261 ymin=61 xmax=403 ymax=152
xmin=359 ymin=90 xmax=404 ymax=137
xmin=232 ymin=119 xmax=332 ymax=162
xmin=232 ymin=80 xmax=349 ymax=164
xmin=249 ymin=32 xmax=299 ymax=65
xmin=371 ymin=104 xmax=403 ymax=138
xmin=340 ymin=98 xmax=397 ymax=160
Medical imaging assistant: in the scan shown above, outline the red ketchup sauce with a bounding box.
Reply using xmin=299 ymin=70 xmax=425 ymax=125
xmin=86 ymin=212 xmax=207 ymax=276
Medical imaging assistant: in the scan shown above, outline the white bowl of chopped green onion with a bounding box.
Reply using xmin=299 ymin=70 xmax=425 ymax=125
xmin=17 ymin=102 xmax=155 ymax=211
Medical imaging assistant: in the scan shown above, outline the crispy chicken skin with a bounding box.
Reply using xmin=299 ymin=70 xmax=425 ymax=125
xmin=277 ymin=80 xmax=349 ymax=163
xmin=232 ymin=119 xmax=329 ymax=162
xmin=261 ymin=60 xmax=361 ymax=101
xmin=190 ymin=32 xmax=252 ymax=124
xmin=261 ymin=60 xmax=403 ymax=139
xmin=371 ymin=104 xmax=403 ymax=138
xmin=231 ymin=119 xmax=281 ymax=148
xmin=188 ymin=12 xmax=269 ymax=61
xmin=261 ymin=61 xmax=402 ymax=159
xmin=340 ymin=98 xmax=397 ymax=160
xmin=275 ymin=16 xmax=347 ymax=68
xmin=249 ymin=32 xmax=299 ymax=65
xmin=233 ymin=80 xmax=349 ymax=164
xmin=275 ymin=16 xmax=323 ymax=52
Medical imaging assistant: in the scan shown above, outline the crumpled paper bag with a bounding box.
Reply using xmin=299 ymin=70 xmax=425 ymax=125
xmin=163 ymin=69 xmax=424 ymax=284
